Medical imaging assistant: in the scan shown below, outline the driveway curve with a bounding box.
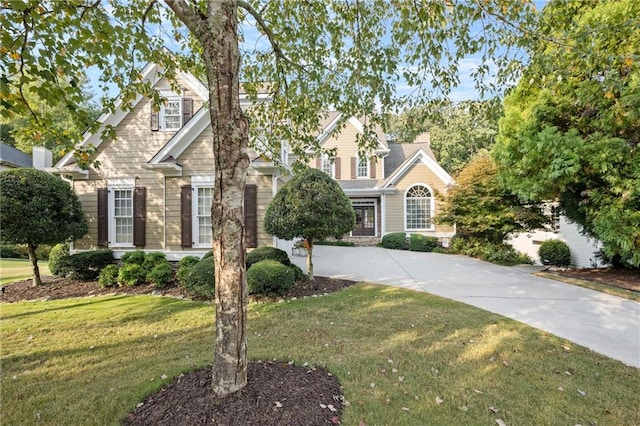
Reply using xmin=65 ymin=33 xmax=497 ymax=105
xmin=290 ymin=245 xmax=640 ymax=368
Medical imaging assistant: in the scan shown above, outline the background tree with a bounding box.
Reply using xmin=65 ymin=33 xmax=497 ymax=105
xmin=493 ymin=0 xmax=640 ymax=267
xmin=1 ymin=0 xmax=538 ymax=397
xmin=386 ymin=100 xmax=501 ymax=175
xmin=264 ymin=167 xmax=355 ymax=280
xmin=436 ymin=152 xmax=547 ymax=243
xmin=0 ymin=75 xmax=99 ymax=162
xmin=0 ymin=168 xmax=87 ymax=286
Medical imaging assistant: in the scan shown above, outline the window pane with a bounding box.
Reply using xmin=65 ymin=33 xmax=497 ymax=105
xmin=164 ymin=100 xmax=182 ymax=129
xmin=115 ymin=217 xmax=133 ymax=244
xmin=321 ymin=155 xmax=334 ymax=177
xmin=113 ymin=189 xmax=133 ymax=244
xmin=198 ymin=187 xmax=213 ymax=216
xmin=406 ymin=185 xmax=432 ymax=230
xmin=198 ymin=217 xmax=212 ymax=245
xmin=196 ymin=186 xmax=213 ymax=245
xmin=357 ymin=157 xmax=368 ymax=177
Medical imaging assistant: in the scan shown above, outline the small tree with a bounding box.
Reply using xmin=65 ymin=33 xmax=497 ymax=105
xmin=264 ymin=167 xmax=355 ymax=279
xmin=0 ymin=168 xmax=87 ymax=286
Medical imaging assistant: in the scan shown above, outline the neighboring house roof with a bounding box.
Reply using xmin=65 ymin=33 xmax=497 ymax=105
xmin=0 ymin=143 xmax=32 ymax=168
xmin=382 ymin=142 xmax=454 ymax=189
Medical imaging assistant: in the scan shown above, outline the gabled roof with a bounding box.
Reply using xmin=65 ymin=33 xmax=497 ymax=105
xmin=54 ymin=63 xmax=209 ymax=169
xmin=382 ymin=143 xmax=454 ymax=188
xmin=0 ymin=143 xmax=32 ymax=168
xmin=317 ymin=112 xmax=389 ymax=153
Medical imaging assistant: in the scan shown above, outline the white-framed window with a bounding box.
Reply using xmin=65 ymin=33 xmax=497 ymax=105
xmin=405 ymin=184 xmax=434 ymax=231
xmin=356 ymin=155 xmax=369 ymax=178
xmin=191 ymin=176 xmax=215 ymax=248
xmin=161 ymin=98 xmax=182 ymax=130
xmin=321 ymin=154 xmax=335 ymax=178
xmin=108 ymin=179 xmax=136 ymax=247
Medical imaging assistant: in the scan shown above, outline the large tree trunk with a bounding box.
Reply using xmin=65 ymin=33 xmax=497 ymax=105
xmin=165 ymin=0 xmax=249 ymax=397
xmin=26 ymin=243 xmax=41 ymax=287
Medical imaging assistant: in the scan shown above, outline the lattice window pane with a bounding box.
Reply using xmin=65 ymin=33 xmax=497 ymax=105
xmin=406 ymin=185 xmax=432 ymax=230
xmin=197 ymin=186 xmax=213 ymax=245
xmin=357 ymin=157 xmax=369 ymax=177
xmin=321 ymin=155 xmax=334 ymax=177
xmin=164 ymin=100 xmax=182 ymax=130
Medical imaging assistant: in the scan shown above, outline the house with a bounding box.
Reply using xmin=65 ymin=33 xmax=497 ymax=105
xmin=49 ymin=64 xmax=455 ymax=259
xmin=302 ymin=114 xmax=455 ymax=244
xmin=0 ymin=143 xmax=33 ymax=170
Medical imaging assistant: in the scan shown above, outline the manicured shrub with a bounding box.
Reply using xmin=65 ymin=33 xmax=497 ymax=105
xmin=98 ymin=264 xmax=120 ymax=288
xmin=117 ymin=263 xmax=146 ymax=287
xmin=48 ymin=242 xmax=70 ymax=276
xmin=59 ymin=250 xmax=114 ymax=281
xmin=246 ymin=246 xmax=290 ymax=269
xmin=181 ymin=258 xmax=215 ymax=299
xmin=314 ymin=240 xmax=355 ymax=247
xmin=247 ymin=259 xmax=295 ymax=297
xmin=202 ymin=250 xmax=213 ymax=260
xmin=121 ymin=250 xmax=146 ymax=266
xmin=381 ymin=232 xmax=408 ymax=250
xmin=142 ymin=252 xmax=167 ymax=273
xmin=289 ymin=264 xmax=307 ymax=282
xmin=539 ymin=240 xmax=571 ymax=266
xmin=177 ymin=256 xmax=201 ymax=286
xmin=450 ymin=237 xmax=532 ymax=266
xmin=409 ymin=234 xmax=438 ymax=252
xmin=147 ymin=262 xmax=172 ymax=288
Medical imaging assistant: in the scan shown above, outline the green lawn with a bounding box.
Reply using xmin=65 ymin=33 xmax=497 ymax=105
xmin=0 ymin=258 xmax=50 ymax=285
xmin=1 ymin=284 xmax=639 ymax=425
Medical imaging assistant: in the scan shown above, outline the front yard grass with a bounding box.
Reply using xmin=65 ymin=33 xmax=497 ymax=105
xmin=1 ymin=284 xmax=638 ymax=425
xmin=0 ymin=258 xmax=50 ymax=285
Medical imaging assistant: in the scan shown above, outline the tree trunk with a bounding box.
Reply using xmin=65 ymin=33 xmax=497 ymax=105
xmin=306 ymin=239 xmax=314 ymax=280
xmin=27 ymin=243 xmax=41 ymax=287
xmin=164 ymin=0 xmax=249 ymax=398
xmin=204 ymin=2 xmax=249 ymax=398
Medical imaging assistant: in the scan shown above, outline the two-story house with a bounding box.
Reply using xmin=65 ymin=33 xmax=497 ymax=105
xmin=49 ymin=64 xmax=455 ymax=258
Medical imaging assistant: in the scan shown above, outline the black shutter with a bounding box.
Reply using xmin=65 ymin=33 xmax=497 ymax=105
xmin=133 ymin=187 xmax=146 ymax=247
xmin=244 ymin=184 xmax=258 ymax=249
xmin=182 ymin=97 xmax=193 ymax=126
xmin=97 ymin=188 xmax=108 ymax=247
xmin=181 ymin=185 xmax=192 ymax=248
xmin=150 ymin=109 xmax=159 ymax=131
xmin=334 ymin=157 xmax=341 ymax=179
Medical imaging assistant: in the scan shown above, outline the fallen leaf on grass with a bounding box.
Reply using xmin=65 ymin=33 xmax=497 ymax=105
xmin=577 ymin=389 xmax=586 ymax=396
xmin=435 ymin=397 xmax=444 ymax=405
xmin=489 ymin=406 xmax=499 ymax=413
xmin=473 ymin=389 xmax=483 ymax=394
xmin=401 ymin=407 xmax=410 ymax=411
xmin=495 ymin=419 xmax=507 ymax=426
xmin=562 ymin=345 xmax=571 ymax=351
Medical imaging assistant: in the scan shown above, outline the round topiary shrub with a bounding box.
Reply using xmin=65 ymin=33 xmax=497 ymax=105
xmin=381 ymin=232 xmax=408 ymax=250
xmin=246 ymin=246 xmax=291 ymax=269
xmin=121 ymin=250 xmax=146 ymax=266
xmin=99 ymin=264 xmax=120 ymax=288
xmin=49 ymin=242 xmax=70 ymax=276
xmin=289 ymin=263 xmax=306 ymax=282
xmin=181 ymin=258 xmax=215 ymax=299
xmin=247 ymin=259 xmax=295 ymax=297
xmin=177 ymin=255 xmax=201 ymax=285
xmin=539 ymin=240 xmax=571 ymax=266
xmin=117 ymin=263 xmax=146 ymax=287
xmin=142 ymin=252 xmax=167 ymax=274
xmin=147 ymin=262 xmax=172 ymax=288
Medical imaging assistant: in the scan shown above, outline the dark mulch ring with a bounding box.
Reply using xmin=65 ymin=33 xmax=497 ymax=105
xmin=124 ymin=361 xmax=345 ymax=426
xmin=550 ymin=267 xmax=640 ymax=292
xmin=0 ymin=275 xmax=356 ymax=303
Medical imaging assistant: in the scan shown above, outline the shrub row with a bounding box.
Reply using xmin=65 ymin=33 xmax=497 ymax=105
xmin=0 ymin=244 xmax=51 ymax=260
xmin=449 ymin=237 xmax=532 ymax=266
xmin=97 ymin=250 xmax=172 ymax=289
xmin=380 ymin=232 xmax=439 ymax=253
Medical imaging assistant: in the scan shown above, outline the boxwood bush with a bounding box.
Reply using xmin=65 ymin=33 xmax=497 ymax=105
xmin=409 ymin=234 xmax=438 ymax=252
xmin=381 ymin=232 xmax=408 ymax=250
xmin=147 ymin=262 xmax=172 ymax=288
xmin=247 ymin=259 xmax=295 ymax=297
xmin=181 ymin=257 xmax=215 ymax=299
xmin=59 ymin=250 xmax=114 ymax=281
xmin=142 ymin=252 xmax=167 ymax=273
xmin=49 ymin=242 xmax=70 ymax=276
xmin=177 ymin=255 xmax=201 ymax=285
xmin=117 ymin=263 xmax=145 ymax=287
xmin=538 ymin=240 xmax=571 ymax=266
xmin=121 ymin=250 xmax=146 ymax=266
xmin=98 ymin=264 xmax=119 ymax=288
xmin=246 ymin=246 xmax=290 ymax=269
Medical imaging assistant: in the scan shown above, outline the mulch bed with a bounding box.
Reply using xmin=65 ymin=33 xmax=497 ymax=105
xmin=0 ymin=274 xmax=354 ymax=425
xmin=125 ymin=361 xmax=344 ymax=426
xmin=551 ymin=267 xmax=640 ymax=292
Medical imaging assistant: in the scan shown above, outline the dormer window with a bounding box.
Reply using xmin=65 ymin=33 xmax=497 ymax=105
xmin=150 ymin=96 xmax=193 ymax=131
xmin=356 ymin=155 xmax=370 ymax=178
xmin=321 ymin=154 xmax=335 ymax=178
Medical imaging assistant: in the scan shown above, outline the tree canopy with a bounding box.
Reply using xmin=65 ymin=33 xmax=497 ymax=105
xmin=0 ymin=168 xmax=87 ymax=286
xmin=264 ymin=167 xmax=355 ymax=279
xmin=493 ymin=0 xmax=640 ymax=267
xmin=436 ymin=152 xmax=547 ymax=244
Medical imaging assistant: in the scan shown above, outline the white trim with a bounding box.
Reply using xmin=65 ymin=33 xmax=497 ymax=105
xmin=381 ymin=193 xmax=387 ymax=235
xmin=107 ymin=178 xmax=135 ymax=187
xmin=191 ymin=175 xmax=215 ymax=248
xmin=159 ymin=97 xmax=183 ymax=131
xmin=403 ymin=183 xmax=435 ymax=232
xmin=107 ymin=184 xmax=135 ymax=248
xmin=191 ymin=175 xmax=215 ymax=184
xmin=148 ymin=107 xmax=209 ymax=165
xmin=383 ymin=149 xmax=455 ymax=189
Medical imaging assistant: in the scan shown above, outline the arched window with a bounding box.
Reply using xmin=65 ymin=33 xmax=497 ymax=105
xmin=405 ymin=185 xmax=433 ymax=230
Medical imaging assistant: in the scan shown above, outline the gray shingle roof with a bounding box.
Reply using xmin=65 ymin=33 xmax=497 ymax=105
xmin=384 ymin=143 xmax=435 ymax=178
xmin=337 ymin=179 xmax=380 ymax=190
xmin=0 ymin=143 xmax=32 ymax=168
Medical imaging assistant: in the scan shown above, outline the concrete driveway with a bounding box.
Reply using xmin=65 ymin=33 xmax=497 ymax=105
xmin=290 ymin=245 xmax=640 ymax=368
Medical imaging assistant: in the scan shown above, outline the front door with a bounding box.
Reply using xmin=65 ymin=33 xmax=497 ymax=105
xmin=352 ymin=205 xmax=375 ymax=236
